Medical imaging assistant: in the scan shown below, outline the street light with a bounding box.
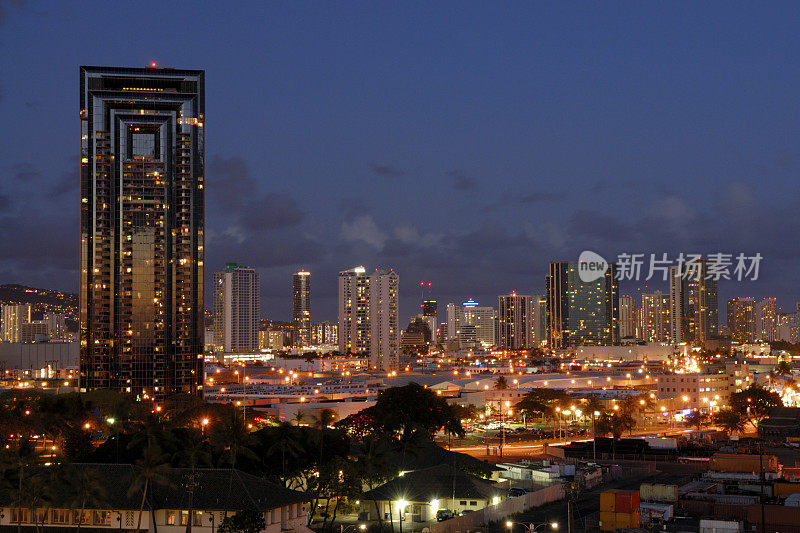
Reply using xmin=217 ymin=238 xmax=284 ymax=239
xmin=592 ymin=411 xmax=600 ymax=461
xmin=201 ymin=418 xmax=209 ymax=435
xmin=506 ymin=521 xmax=558 ymax=532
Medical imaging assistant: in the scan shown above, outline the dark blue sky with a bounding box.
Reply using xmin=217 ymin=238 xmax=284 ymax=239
xmin=1 ymin=1 xmax=799 ymax=323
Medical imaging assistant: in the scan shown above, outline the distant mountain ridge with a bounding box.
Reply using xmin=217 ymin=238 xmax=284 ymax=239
xmin=0 ymin=283 xmax=78 ymax=330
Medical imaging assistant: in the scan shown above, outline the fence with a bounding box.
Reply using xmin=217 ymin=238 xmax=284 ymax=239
xmin=429 ymin=484 xmax=565 ymax=533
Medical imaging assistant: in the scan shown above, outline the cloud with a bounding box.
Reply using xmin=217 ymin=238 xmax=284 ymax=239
xmin=207 ymin=155 xmax=256 ymax=209
xmin=369 ymin=163 xmax=406 ymax=177
xmin=520 ymin=191 xmax=566 ymax=203
xmin=446 ymin=170 xmax=477 ymax=191
xmin=341 ymin=215 xmax=388 ymax=249
xmin=0 ymin=0 xmax=24 ymax=24
xmin=12 ymin=162 xmax=39 ymax=182
xmin=239 ymin=193 xmax=305 ymax=230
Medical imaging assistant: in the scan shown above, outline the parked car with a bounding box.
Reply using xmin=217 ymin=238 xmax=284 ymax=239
xmin=508 ymin=487 xmax=528 ymax=498
xmin=436 ymin=510 xmax=455 ymax=521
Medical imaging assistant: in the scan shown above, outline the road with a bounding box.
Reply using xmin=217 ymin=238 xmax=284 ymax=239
xmin=448 ymin=426 xmax=694 ymax=461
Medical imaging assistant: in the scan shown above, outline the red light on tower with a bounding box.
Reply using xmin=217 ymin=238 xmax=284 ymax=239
xmin=150 ymin=61 xmax=157 ymax=68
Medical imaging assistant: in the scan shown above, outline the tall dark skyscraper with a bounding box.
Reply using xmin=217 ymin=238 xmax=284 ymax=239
xmin=79 ymin=66 xmax=205 ymax=400
xmin=669 ymin=262 xmax=719 ymax=344
xmin=547 ymin=261 xmax=619 ymax=348
xmin=292 ymin=270 xmax=311 ymax=347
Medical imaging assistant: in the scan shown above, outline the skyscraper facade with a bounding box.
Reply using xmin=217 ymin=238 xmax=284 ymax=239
xmin=498 ymin=293 xmax=533 ymax=350
xmin=1 ymin=304 xmax=31 ymax=342
xmin=79 ymin=66 xmax=205 ymax=398
xmin=547 ymin=262 xmax=619 ymax=348
xmin=639 ymin=291 xmax=670 ymax=343
xmin=213 ymin=263 xmax=260 ymax=353
xmin=421 ymin=300 xmax=438 ymax=343
xmin=727 ymin=297 xmax=757 ymax=344
xmin=618 ymin=295 xmax=636 ymax=340
xmin=292 ymin=270 xmax=311 ymax=347
xmin=445 ymin=300 xmax=496 ymax=348
xmin=531 ymin=295 xmax=547 ymax=348
xmin=755 ymin=297 xmax=778 ymax=342
xmin=669 ymin=262 xmax=719 ymax=344
xmin=338 ymin=267 xmax=399 ymax=370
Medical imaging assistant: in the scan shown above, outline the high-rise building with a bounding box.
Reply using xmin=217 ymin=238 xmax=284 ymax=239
xmin=498 ymin=293 xmax=533 ymax=350
xmin=213 ymin=263 xmax=260 ymax=353
xmin=669 ymin=262 xmax=719 ymax=344
xmin=338 ymin=267 xmax=399 ymax=370
xmin=80 ymin=66 xmax=205 ymax=399
xmin=421 ymin=300 xmax=438 ymax=343
xmin=755 ymin=298 xmax=778 ymax=342
xmin=312 ymin=322 xmax=338 ymax=345
xmin=531 ymin=295 xmax=547 ymax=348
xmin=547 ymin=262 xmax=619 ymax=348
xmin=777 ymin=312 xmax=800 ymax=343
xmin=20 ymin=322 xmax=49 ymax=343
xmin=619 ymin=295 xmax=636 ymax=340
xmin=1 ymin=304 xmax=31 ymax=342
xmin=445 ymin=300 xmax=496 ymax=348
xmin=639 ymin=291 xmax=670 ymax=343
xmin=292 ymin=270 xmax=311 ymax=348
xmin=727 ymin=297 xmax=757 ymax=344
xmin=44 ymin=313 xmax=69 ymax=341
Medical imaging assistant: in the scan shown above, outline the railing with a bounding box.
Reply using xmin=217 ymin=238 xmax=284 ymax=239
xmin=429 ymin=485 xmax=565 ymax=533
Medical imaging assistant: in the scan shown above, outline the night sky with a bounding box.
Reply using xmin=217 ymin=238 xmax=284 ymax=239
xmin=1 ymin=1 xmax=799 ymax=324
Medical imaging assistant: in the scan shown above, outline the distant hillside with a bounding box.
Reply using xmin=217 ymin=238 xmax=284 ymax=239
xmin=0 ymin=284 xmax=78 ymax=330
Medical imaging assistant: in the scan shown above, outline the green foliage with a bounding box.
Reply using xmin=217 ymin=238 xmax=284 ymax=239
xmin=714 ymin=408 xmax=746 ymax=435
xmin=218 ymin=510 xmax=266 ymax=533
xmin=494 ymin=375 xmax=508 ymax=389
xmin=515 ymin=388 xmax=571 ymax=418
xmin=335 ymin=382 xmax=464 ymax=441
xmin=730 ymin=384 xmax=783 ymax=430
xmin=683 ymin=410 xmax=711 ymax=430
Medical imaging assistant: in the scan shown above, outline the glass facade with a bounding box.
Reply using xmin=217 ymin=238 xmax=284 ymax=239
xmin=547 ymin=261 xmax=619 ymax=348
xmin=79 ymin=66 xmax=205 ymax=399
xmin=292 ymin=270 xmax=311 ymax=347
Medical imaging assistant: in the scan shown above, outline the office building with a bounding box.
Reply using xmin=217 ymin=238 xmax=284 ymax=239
xmin=531 ymin=295 xmax=547 ymax=347
xmin=338 ymin=267 xmax=399 ymax=370
xmin=619 ymin=295 xmax=636 ymax=340
xmin=639 ymin=292 xmax=670 ymax=343
xmin=292 ymin=270 xmax=311 ymax=348
xmin=669 ymin=262 xmax=719 ymax=345
xmin=79 ymin=65 xmax=205 ymax=398
xmin=421 ymin=300 xmax=438 ymax=343
xmin=20 ymin=322 xmax=49 ymax=343
xmin=213 ymin=263 xmax=260 ymax=353
xmin=1 ymin=304 xmax=31 ymax=343
xmin=547 ymin=261 xmax=619 ymax=348
xmin=498 ymin=293 xmax=532 ymax=350
xmin=446 ymin=300 xmax=496 ymax=348
xmin=44 ymin=313 xmax=69 ymax=341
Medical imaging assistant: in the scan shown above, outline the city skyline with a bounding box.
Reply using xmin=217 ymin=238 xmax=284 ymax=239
xmin=1 ymin=3 xmax=800 ymax=324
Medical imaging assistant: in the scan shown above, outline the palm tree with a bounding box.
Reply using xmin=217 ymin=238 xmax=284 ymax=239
xmin=776 ymin=361 xmax=793 ymax=377
xmin=127 ymin=446 xmax=170 ymax=533
xmin=210 ymin=410 xmax=258 ymax=518
xmin=68 ymin=466 xmax=107 ymax=533
xmin=5 ymin=437 xmax=41 ymax=533
xmin=19 ymin=475 xmax=51 ymax=533
xmin=684 ymin=410 xmax=711 ymax=431
xmin=292 ymin=411 xmax=307 ymax=426
xmin=494 ymin=375 xmax=508 ymax=390
xmin=266 ymin=422 xmax=303 ymax=487
xmin=714 ymin=408 xmax=746 ymax=436
xmin=173 ymin=429 xmax=211 ymax=533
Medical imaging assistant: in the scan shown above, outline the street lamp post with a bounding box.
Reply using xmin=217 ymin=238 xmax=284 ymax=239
xmin=506 ymin=521 xmax=559 ymax=533
xmin=592 ymin=411 xmax=600 ymax=461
